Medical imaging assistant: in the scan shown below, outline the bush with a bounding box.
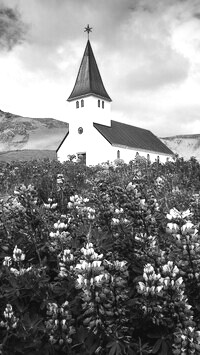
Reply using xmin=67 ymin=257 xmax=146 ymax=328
xmin=0 ymin=157 xmax=200 ymax=354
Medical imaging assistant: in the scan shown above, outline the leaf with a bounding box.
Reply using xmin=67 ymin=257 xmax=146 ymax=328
xmin=77 ymin=326 xmax=88 ymax=342
xmin=152 ymin=339 xmax=162 ymax=354
xmin=127 ymin=346 xmax=137 ymax=355
xmin=107 ymin=341 xmax=116 ymax=349
xmin=108 ymin=343 xmax=117 ymax=355
xmin=107 ymin=341 xmax=123 ymax=355
xmin=160 ymin=340 xmax=169 ymax=355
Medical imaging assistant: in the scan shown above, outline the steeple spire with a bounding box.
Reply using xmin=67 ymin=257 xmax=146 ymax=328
xmin=67 ymin=29 xmax=111 ymax=102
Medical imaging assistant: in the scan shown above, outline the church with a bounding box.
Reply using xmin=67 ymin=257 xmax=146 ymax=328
xmin=57 ymin=26 xmax=173 ymax=166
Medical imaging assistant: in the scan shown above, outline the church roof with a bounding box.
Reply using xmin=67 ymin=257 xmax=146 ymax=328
xmin=67 ymin=40 xmax=112 ymax=102
xmin=93 ymin=120 xmax=174 ymax=155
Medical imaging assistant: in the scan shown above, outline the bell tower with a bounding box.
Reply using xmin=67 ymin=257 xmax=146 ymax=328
xmin=67 ymin=25 xmax=112 ymax=148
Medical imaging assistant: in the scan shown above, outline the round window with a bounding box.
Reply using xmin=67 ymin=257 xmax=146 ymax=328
xmin=78 ymin=127 xmax=83 ymax=134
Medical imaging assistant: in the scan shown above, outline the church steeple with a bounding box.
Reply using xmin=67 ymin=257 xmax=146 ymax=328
xmin=67 ymin=39 xmax=112 ymax=102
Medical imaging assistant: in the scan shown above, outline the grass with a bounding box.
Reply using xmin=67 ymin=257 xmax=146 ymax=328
xmin=0 ymin=150 xmax=57 ymax=162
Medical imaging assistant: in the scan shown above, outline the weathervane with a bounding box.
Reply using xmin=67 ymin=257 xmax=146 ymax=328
xmin=84 ymin=24 xmax=92 ymax=39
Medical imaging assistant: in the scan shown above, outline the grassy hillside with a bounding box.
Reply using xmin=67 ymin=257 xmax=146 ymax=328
xmin=0 ymin=150 xmax=57 ymax=162
xmin=0 ymin=109 xmax=68 ymax=152
xmin=161 ymin=134 xmax=200 ymax=161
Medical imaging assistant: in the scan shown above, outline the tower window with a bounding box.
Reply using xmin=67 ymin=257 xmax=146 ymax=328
xmin=98 ymin=99 xmax=100 ymax=107
xmin=147 ymin=153 xmax=150 ymax=161
xmin=102 ymin=101 xmax=104 ymax=109
xmin=81 ymin=99 xmax=84 ymax=107
xmin=76 ymin=101 xmax=79 ymax=109
xmin=117 ymin=150 xmax=120 ymax=159
xmin=157 ymin=156 xmax=160 ymax=163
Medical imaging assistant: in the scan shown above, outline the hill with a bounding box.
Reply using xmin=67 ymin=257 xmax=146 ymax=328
xmin=0 ymin=109 xmax=199 ymax=162
xmin=0 ymin=109 xmax=68 ymax=161
xmin=161 ymin=134 xmax=200 ymax=161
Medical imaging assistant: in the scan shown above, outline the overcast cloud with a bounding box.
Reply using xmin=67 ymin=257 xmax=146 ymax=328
xmin=0 ymin=0 xmax=200 ymax=136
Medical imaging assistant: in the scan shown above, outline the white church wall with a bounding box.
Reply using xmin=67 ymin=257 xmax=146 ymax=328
xmin=57 ymin=124 xmax=172 ymax=165
xmin=111 ymin=146 xmax=172 ymax=164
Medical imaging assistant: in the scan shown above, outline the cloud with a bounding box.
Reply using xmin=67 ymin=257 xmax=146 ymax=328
xmin=1 ymin=0 xmax=200 ymax=137
xmin=0 ymin=2 xmax=27 ymax=50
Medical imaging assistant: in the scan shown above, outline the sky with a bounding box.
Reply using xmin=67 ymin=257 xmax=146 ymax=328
xmin=0 ymin=0 xmax=200 ymax=137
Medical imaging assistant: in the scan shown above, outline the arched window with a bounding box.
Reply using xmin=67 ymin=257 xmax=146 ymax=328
xmin=76 ymin=101 xmax=79 ymax=109
xmin=147 ymin=153 xmax=150 ymax=161
xmin=98 ymin=99 xmax=100 ymax=107
xmin=102 ymin=101 xmax=104 ymax=109
xmin=81 ymin=99 xmax=84 ymax=107
xmin=117 ymin=150 xmax=120 ymax=159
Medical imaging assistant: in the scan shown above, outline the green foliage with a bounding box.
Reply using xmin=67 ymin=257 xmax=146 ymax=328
xmin=0 ymin=157 xmax=200 ymax=354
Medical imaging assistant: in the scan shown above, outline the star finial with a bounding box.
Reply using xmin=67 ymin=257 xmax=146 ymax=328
xmin=84 ymin=24 xmax=92 ymax=39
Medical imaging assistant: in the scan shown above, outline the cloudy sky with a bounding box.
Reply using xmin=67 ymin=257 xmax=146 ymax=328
xmin=0 ymin=0 xmax=200 ymax=137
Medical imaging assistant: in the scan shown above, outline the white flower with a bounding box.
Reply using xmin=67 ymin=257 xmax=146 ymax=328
xmin=13 ymin=246 xmax=25 ymax=262
xmin=86 ymin=242 xmax=93 ymax=249
xmin=156 ymin=177 xmax=163 ymax=184
xmin=51 ymin=203 xmax=57 ymax=209
xmin=92 ymin=260 xmax=102 ymax=268
xmin=182 ymin=209 xmax=192 ymax=218
xmin=140 ymin=199 xmax=146 ymax=208
xmin=122 ymin=218 xmax=130 ymax=224
xmin=172 ymin=265 xmax=179 ymax=277
xmin=168 ymin=208 xmax=181 ymax=219
xmin=44 ymin=203 xmax=50 ymax=209
xmin=156 ymin=285 xmax=163 ymax=294
xmin=175 ymin=277 xmax=183 ymax=286
xmin=49 ymin=232 xmax=55 ymax=238
xmin=138 ymin=282 xmax=146 ymax=293
xmin=166 ymin=223 xmax=179 ymax=234
xmin=10 ymin=268 xmax=20 ymax=276
xmin=144 ymin=264 xmax=154 ymax=274
xmin=167 ymin=208 xmax=192 ymax=220
xmin=3 ymin=256 xmax=12 ymax=267
xmin=94 ymin=275 xmax=103 ymax=284
xmin=83 ymin=198 xmax=89 ymax=203
xmin=112 ymin=218 xmax=120 ymax=225
xmin=181 ymin=222 xmax=195 ymax=235
xmin=166 ymin=213 xmax=172 ymax=220
xmin=63 ymin=249 xmax=71 ymax=255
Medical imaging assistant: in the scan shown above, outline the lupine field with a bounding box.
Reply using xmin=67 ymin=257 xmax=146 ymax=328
xmin=0 ymin=156 xmax=200 ymax=354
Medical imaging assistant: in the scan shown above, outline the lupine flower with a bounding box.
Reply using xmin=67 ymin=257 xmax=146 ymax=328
xmin=181 ymin=222 xmax=195 ymax=235
xmin=54 ymin=220 xmax=67 ymax=229
xmin=167 ymin=208 xmax=192 ymax=220
xmin=13 ymin=246 xmax=25 ymax=262
xmin=112 ymin=218 xmax=120 ymax=225
xmin=3 ymin=256 xmax=12 ymax=267
xmin=166 ymin=222 xmax=179 ymax=234
xmin=156 ymin=176 xmax=163 ymax=184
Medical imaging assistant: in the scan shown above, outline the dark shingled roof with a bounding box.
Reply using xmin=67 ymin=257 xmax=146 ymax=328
xmin=67 ymin=40 xmax=111 ymax=102
xmin=93 ymin=120 xmax=174 ymax=155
